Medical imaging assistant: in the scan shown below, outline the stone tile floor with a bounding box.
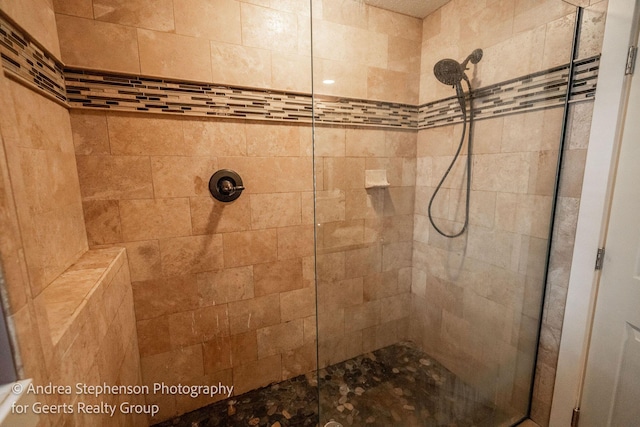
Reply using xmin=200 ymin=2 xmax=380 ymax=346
xmin=155 ymin=341 xmax=520 ymax=427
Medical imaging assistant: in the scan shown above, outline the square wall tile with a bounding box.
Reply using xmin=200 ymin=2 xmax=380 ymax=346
xmin=93 ymin=0 xmax=175 ymax=32
xmin=256 ymin=319 xmax=304 ymax=359
xmin=83 ymin=200 xmax=122 ymax=245
xmin=280 ymin=287 xmax=315 ymax=322
xmin=190 ymin=196 xmax=251 ymax=235
xmin=122 ymin=240 xmax=162 ymax=282
xmin=254 ymin=259 xmax=303 ymax=296
xmin=241 ymin=3 xmax=298 ymax=54
xmin=56 ymin=14 xmax=140 ymax=73
xmin=107 ymin=115 xmax=185 ymax=156
xmin=174 ymin=0 xmax=241 ymax=43
xmin=76 ymin=155 xmax=153 ymax=200
xmin=182 ymin=120 xmax=247 ymax=157
xmin=223 ymin=229 xmax=277 ymax=267
xmin=132 ymin=274 xmax=199 ymax=320
xmin=2 ymin=0 xmax=61 ymax=57
xmin=246 ymin=123 xmax=302 ymax=157
xmin=168 ymin=305 xmax=229 ymax=348
xmin=140 ymin=344 xmax=204 ymax=386
xmin=210 ymin=41 xmax=272 ymax=88
xmin=151 ymin=156 xmax=218 ymax=198
xmin=197 ymin=266 xmax=254 ymax=306
xmin=202 ymin=336 xmax=232 ymax=373
xmin=250 ymin=193 xmax=301 ymax=229
xmin=119 ymin=198 xmax=191 ymax=241
xmin=159 ymin=234 xmax=224 ymax=276
xmin=232 ymin=354 xmax=282 ymax=394
xmin=228 ymin=294 xmax=280 ymax=334
xmin=70 ymin=112 xmax=110 ymax=155
xmin=138 ymin=29 xmax=213 ymax=82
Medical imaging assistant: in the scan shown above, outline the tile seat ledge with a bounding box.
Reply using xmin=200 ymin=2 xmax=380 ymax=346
xmin=39 ymin=247 xmax=126 ymax=348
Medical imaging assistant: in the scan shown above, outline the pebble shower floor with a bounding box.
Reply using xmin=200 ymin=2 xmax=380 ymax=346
xmin=154 ymin=342 xmax=512 ymax=427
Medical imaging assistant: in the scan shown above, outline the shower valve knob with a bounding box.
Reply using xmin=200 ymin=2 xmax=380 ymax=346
xmin=209 ymin=169 xmax=244 ymax=202
xmin=219 ymin=179 xmax=244 ymax=195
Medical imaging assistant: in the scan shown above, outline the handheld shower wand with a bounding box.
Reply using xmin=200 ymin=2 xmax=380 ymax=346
xmin=433 ymin=48 xmax=483 ymax=110
xmin=434 ymin=49 xmax=482 ymax=86
xmin=428 ymin=49 xmax=483 ymax=238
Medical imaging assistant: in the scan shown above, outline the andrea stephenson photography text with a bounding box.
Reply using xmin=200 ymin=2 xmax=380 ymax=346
xmin=9 ymin=381 xmax=235 ymax=418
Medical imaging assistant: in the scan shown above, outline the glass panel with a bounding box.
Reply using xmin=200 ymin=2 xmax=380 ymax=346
xmin=311 ymin=0 xmax=578 ymax=426
xmin=0 ymin=271 xmax=17 ymax=385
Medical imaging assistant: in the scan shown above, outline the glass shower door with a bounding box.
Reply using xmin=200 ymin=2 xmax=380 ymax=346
xmin=311 ymin=0 xmax=582 ymax=426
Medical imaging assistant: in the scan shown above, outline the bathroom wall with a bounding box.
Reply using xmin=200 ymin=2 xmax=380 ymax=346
xmin=312 ymin=0 xmax=421 ymax=371
xmin=0 ymin=1 xmax=86 ymax=317
xmin=0 ymin=1 xmax=144 ymax=426
xmin=0 ymin=0 xmax=86 ymax=391
xmin=411 ymin=0 xmax=607 ymax=424
xmin=531 ymin=2 xmax=608 ymax=423
xmin=55 ymin=0 xmax=420 ymax=105
xmin=72 ymin=112 xmax=317 ymax=421
xmin=44 ymin=0 xmax=608 ymax=425
xmin=315 ymin=126 xmax=417 ymax=369
xmin=54 ymin=0 xmax=421 ymax=422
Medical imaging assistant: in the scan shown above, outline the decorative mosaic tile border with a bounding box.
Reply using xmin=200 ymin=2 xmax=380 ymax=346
xmin=65 ymin=57 xmax=598 ymax=130
xmin=417 ymin=56 xmax=600 ymax=129
xmin=315 ymin=97 xmax=417 ymax=128
xmin=0 ymin=14 xmax=66 ymax=103
xmin=0 ymin=14 xmax=598 ymax=130
xmin=64 ymin=69 xmax=418 ymax=128
xmin=64 ymin=70 xmax=314 ymax=120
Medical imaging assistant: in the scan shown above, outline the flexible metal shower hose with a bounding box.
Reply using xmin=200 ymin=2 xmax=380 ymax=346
xmin=427 ymin=80 xmax=474 ymax=238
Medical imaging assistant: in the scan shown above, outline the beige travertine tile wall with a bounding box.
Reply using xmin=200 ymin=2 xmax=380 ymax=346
xmin=55 ymin=0 xmax=422 ymax=422
xmin=33 ymin=248 xmax=146 ymax=427
xmin=55 ymin=0 xmax=421 ymax=104
xmin=0 ymin=3 xmax=144 ymax=427
xmin=0 ymin=29 xmax=87 ymax=302
xmin=413 ymin=0 xmax=608 ymax=425
xmin=315 ymin=126 xmax=416 ymax=368
xmin=0 ymin=8 xmax=88 ymax=399
xmin=10 ymin=0 xmax=603 ymax=425
xmin=73 ymin=111 xmax=315 ymax=421
xmin=411 ymin=108 xmax=563 ymax=421
xmin=0 ymin=0 xmax=61 ymax=58
xmin=530 ymin=101 xmax=602 ymax=425
xmin=72 ymin=109 xmax=417 ymax=421
xmin=420 ymin=0 xmax=577 ymax=104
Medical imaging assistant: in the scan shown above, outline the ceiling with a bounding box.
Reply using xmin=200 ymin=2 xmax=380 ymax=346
xmin=362 ymin=0 xmax=451 ymax=18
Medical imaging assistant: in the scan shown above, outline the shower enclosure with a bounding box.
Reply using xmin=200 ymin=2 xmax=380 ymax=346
xmin=0 ymin=0 xmax=605 ymax=426
xmin=311 ymin=1 xmax=589 ymax=426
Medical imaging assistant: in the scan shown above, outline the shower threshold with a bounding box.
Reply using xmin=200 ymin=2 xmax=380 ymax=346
xmin=154 ymin=342 xmax=515 ymax=427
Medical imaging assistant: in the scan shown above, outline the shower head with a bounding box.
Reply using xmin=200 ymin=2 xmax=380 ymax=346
xmin=465 ymin=49 xmax=483 ymax=65
xmin=433 ymin=58 xmax=465 ymax=87
xmin=433 ymin=48 xmax=483 ymax=87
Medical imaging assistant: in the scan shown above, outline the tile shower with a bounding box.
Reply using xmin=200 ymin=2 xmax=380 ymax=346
xmin=0 ymin=0 xmax=607 ymax=426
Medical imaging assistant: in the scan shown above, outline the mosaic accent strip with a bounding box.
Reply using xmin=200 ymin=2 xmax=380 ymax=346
xmin=65 ymin=70 xmax=315 ymax=121
xmin=0 ymin=14 xmax=598 ymax=130
xmin=64 ymin=69 xmax=419 ymax=128
xmin=0 ymin=14 xmax=66 ymax=103
xmin=65 ymin=57 xmax=597 ymax=130
xmin=417 ymin=56 xmax=600 ymax=129
xmin=314 ymin=97 xmax=417 ymax=128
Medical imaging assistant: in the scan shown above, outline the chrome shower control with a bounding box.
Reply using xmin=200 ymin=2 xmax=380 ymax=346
xmin=209 ymin=169 xmax=244 ymax=202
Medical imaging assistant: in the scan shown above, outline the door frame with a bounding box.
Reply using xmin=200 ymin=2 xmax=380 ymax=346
xmin=550 ymin=0 xmax=639 ymax=425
